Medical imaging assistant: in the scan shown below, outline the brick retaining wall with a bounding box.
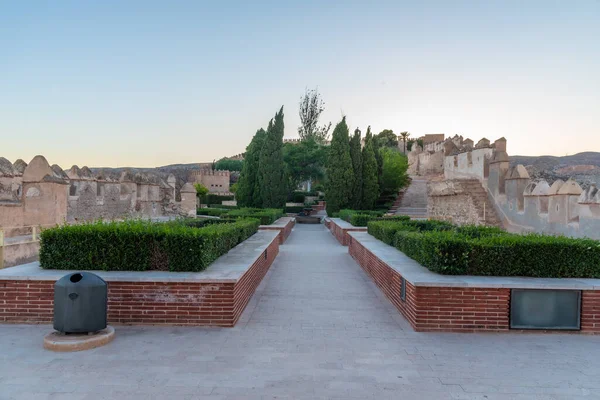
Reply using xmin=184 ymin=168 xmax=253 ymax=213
xmin=258 ymin=217 xmax=295 ymax=244
xmin=327 ymin=218 xmax=367 ymax=246
xmin=0 ymin=232 xmax=279 ymax=327
xmin=349 ymin=232 xmax=600 ymax=334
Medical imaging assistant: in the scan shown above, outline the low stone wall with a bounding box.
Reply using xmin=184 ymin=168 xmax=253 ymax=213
xmin=2 ymin=239 xmax=39 ymax=268
xmin=348 ymin=231 xmax=600 ymax=334
xmin=258 ymin=217 xmax=295 ymax=244
xmin=0 ymin=230 xmax=280 ymax=327
xmin=327 ymin=218 xmax=367 ymax=246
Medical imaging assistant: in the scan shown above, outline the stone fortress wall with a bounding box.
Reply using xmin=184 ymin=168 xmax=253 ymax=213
xmin=409 ymin=135 xmax=600 ymax=239
xmin=0 ymin=155 xmax=198 ymax=236
xmin=189 ymin=169 xmax=231 ymax=194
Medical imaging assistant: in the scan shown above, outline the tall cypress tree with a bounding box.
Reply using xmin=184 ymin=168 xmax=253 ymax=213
xmin=236 ymin=128 xmax=266 ymax=207
xmin=372 ymin=130 xmax=384 ymax=197
xmin=349 ymin=128 xmax=363 ymax=209
xmin=361 ymin=127 xmax=379 ymax=210
xmin=258 ymin=106 xmax=287 ymax=208
xmin=325 ymin=117 xmax=354 ymax=216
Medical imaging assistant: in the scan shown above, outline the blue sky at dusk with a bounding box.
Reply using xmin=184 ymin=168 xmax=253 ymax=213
xmin=1 ymin=1 xmax=599 ymax=167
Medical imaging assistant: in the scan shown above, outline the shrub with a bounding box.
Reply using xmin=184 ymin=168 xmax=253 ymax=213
xmin=285 ymin=206 xmax=305 ymax=214
xmin=367 ymin=220 xmax=600 ymax=278
xmin=205 ymin=194 xmax=235 ymax=205
xmin=291 ymin=192 xmax=306 ymax=203
xmin=225 ymin=208 xmax=284 ymax=225
xmin=197 ymin=208 xmax=229 ymax=217
xmin=208 ymin=204 xmax=238 ymax=210
xmin=39 ymin=219 xmax=260 ymax=272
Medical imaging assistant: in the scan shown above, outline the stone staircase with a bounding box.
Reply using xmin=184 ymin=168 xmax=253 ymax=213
xmin=395 ymin=178 xmax=428 ymax=219
xmin=458 ymin=179 xmax=503 ymax=227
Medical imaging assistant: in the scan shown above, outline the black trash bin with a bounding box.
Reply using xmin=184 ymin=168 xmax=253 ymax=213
xmin=54 ymin=272 xmax=107 ymax=334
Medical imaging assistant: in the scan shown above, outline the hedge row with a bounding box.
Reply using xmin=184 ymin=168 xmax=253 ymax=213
xmin=208 ymin=204 xmax=238 ymax=210
xmin=204 ymin=194 xmax=235 ymax=205
xmin=197 ymin=208 xmax=229 ymax=217
xmin=338 ymin=209 xmax=411 ymax=227
xmin=285 ymin=206 xmax=305 ymax=214
xmin=39 ymin=218 xmax=260 ymax=272
xmin=224 ymin=208 xmax=284 ymax=225
xmin=367 ymin=220 xmax=600 ymax=278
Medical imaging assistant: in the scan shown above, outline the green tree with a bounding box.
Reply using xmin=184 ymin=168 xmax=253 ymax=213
xmin=258 ymin=106 xmax=287 ymax=208
xmin=375 ymin=129 xmax=398 ymax=148
xmin=298 ymin=88 xmax=332 ymax=144
xmin=380 ymin=147 xmax=409 ymax=194
xmin=283 ymin=138 xmax=326 ymax=193
xmin=398 ymin=131 xmax=410 ymax=153
xmin=194 ymin=183 xmax=209 ymax=205
xmin=349 ymin=128 xmax=363 ymax=209
xmin=325 ymin=117 xmax=354 ymax=215
xmin=215 ymin=158 xmax=243 ymax=172
xmin=372 ymin=127 xmax=384 ymax=196
xmin=361 ymin=127 xmax=379 ymax=210
xmin=236 ymin=128 xmax=266 ymax=207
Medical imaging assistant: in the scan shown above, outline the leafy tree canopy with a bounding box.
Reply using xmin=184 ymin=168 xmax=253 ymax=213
xmin=283 ymin=138 xmax=326 ymax=192
xmin=380 ymin=147 xmax=409 ymax=195
xmin=374 ymin=129 xmax=398 ymax=148
xmin=215 ymin=158 xmax=243 ymax=172
xmin=298 ymin=88 xmax=332 ymax=144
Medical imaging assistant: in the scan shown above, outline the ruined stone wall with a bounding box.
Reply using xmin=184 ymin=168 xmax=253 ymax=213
xmin=428 ymin=193 xmax=480 ymax=225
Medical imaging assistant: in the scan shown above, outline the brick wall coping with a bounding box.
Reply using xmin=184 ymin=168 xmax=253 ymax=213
xmin=259 ymin=216 xmax=295 ymax=229
xmin=329 ymin=218 xmax=367 ymax=231
xmin=0 ymin=230 xmax=279 ymax=283
xmin=348 ymin=231 xmax=600 ymax=290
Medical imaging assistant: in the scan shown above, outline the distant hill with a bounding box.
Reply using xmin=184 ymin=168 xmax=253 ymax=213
xmin=510 ymin=152 xmax=600 ymax=188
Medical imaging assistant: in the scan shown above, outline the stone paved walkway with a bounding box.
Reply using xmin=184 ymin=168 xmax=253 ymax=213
xmin=1 ymin=224 xmax=600 ymax=399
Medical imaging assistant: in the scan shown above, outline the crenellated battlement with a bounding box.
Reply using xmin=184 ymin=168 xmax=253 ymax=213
xmin=0 ymin=155 xmax=198 ymax=232
xmin=422 ymin=136 xmax=600 ymax=239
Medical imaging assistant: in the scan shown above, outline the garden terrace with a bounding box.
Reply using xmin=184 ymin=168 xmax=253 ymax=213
xmin=0 ymin=230 xmax=280 ymax=327
xmin=348 ymin=229 xmax=600 ymax=333
xmin=257 ymin=216 xmax=295 ymax=244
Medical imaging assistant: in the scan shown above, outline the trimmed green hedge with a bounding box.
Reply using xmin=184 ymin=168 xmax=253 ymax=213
xmin=197 ymin=208 xmax=229 ymax=217
xmin=285 ymin=206 xmax=305 ymax=214
xmin=39 ymin=218 xmax=260 ymax=272
xmin=204 ymin=194 xmax=234 ymax=205
xmin=224 ymin=208 xmax=284 ymax=225
xmin=367 ymin=220 xmax=600 ymax=278
xmin=208 ymin=204 xmax=238 ymax=210
xmin=338 ymin=209 xmax=410 ymax=227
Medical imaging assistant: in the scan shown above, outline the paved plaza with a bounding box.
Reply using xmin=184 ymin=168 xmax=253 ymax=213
xmin=1 ymin=224 xmax=600 ymax=399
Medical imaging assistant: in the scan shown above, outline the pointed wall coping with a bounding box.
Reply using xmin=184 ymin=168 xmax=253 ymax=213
xmin=531 ymin=180 xmax=551 ymax=196
xmin=548 ymin=179 xmax=565 ymax=195
xmin=13 ymin=159 xmax=28 ymax=175
xmin=180 ymin=182 xmax=196 ymax=193
xmin=505 ymin=164 xmax=530 ymax=180
xmin=22 ymin=155 xmax=56 ymax=183
xmin=0 ymin=157 xmax=17 ymax=177
xmin=557 ymin=179 xmax=583 ymax=196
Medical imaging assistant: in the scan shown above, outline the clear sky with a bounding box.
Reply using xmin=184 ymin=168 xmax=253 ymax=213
xmin=1 ymin=1 xmax=599 ymax=168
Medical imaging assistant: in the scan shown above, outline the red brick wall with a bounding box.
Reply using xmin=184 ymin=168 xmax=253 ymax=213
xmin=413 ymin=287 xmax=509 ymax=332
xmin=582 ymin=291 xmax=600 ymax=333
xmin=0 ymin=236 xmax=279 ymax=327
xmin=259 ymin=219 xmax=295 ymax=244
xmin=350 ymin=235 xmax=572 ymax=333
xmin=328 ymin=220 xmax=367 ymax=246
